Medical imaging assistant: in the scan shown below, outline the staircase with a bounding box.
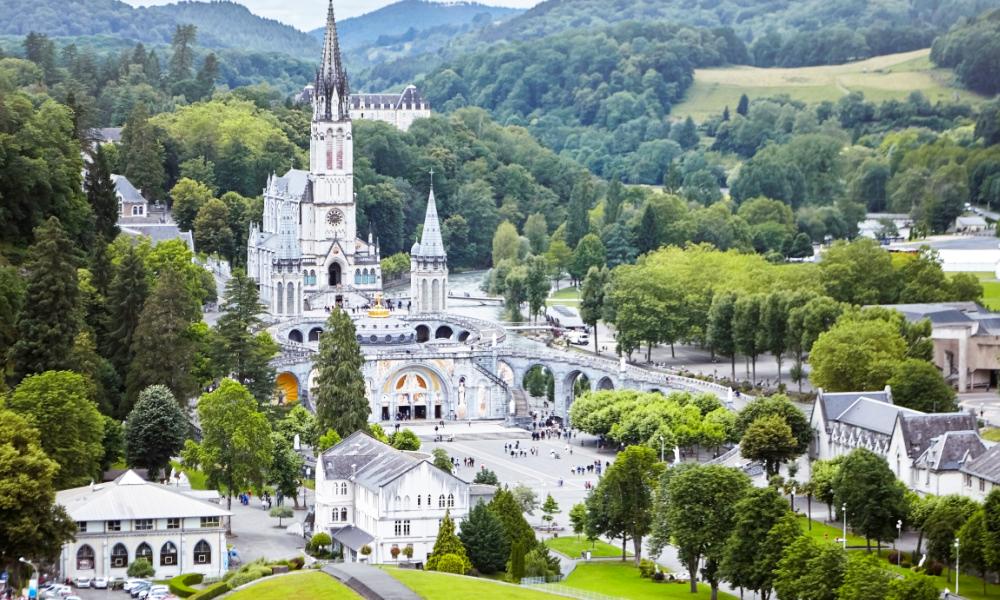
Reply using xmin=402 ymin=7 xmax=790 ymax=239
xmin=472 ymin=356 xmax=516 ymax=415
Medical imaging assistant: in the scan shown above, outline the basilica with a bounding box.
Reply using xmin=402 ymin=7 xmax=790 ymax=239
xmin=246 ymin=1 xmax=442 ymax=314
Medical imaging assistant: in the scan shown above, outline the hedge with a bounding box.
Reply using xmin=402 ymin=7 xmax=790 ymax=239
xmin=168 ymin=573 xmax=204 ymax=597
xmin=187 ymin=581 xmax=229 ymax=600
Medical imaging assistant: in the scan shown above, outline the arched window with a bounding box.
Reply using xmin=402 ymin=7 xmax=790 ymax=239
xmin=276 ymin=282 xmax=284 ymax=314
xmin=340 ymin=482 xmax=348 ymax=495
xmin=395 ymin=495 xmax=402 ymax=508
xmin=405 ymin=495 xmax=411 ymax=508
xmin=332 ymin=509 xmax=339 ymax=522
xmin=287 ymin=282 xmax=295 ymax=315
xmin=194 ymin=540 xmax=211 ymax=565
xmin=340 ymin=508 xmax=348 ymax=521
xmin=326 ymin=134 xmax=334 ymax=170
xmin=438 ymin=494 xmax=446 ymax=508
xmin=77 ymin=545 xmax=96 ymax=570
xmin=336 ymin=129 xmax=344 ymax=170
xmin=447 ymin=493 xmax=455 ymax=508
xmin=354 ymin=270 xmax=361 ymax=285
xmin=136 ymin=542 xmax=153 ymax=562
xmin=417 ymin=495 xmax=422 ymax=507
xmin=161 ymin=542 xmax=178 ymax=566
xmin=110 ymin=543 xmax=128 ymax=568
xmin=427 ymin=494 xmax=432 ymax=507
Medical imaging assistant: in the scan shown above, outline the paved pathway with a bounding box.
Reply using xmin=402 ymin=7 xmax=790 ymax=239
xmin=323 ymin=562 xmax=419 ymax=600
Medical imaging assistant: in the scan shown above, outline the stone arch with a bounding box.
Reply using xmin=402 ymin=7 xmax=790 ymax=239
xmin=380 ymin=364 xmax=450 ymax=421
xmin=329 ymin=262 xmax=343 ymax=287
xmin=276 ymin=372 xmax=299 ymax=405
xmin=522 ymin=364 xmax=554 ymax=399
xmin=288 ymin=329 xmax=303 ymax=343
xmin=457 ymin=330 xmax=471 ymax=342
xmin=496 ymin=360 xmax=515 ymax=386
xmin=415 ymin=324 xmax=430 ymax=343
xmin=308 ymin=327 xmax=323 ymax=342
xmin=564 ymin=370 xmax=591 ymax=410
xmin=434 ymin=325 xmax=453 ymax=339
xmin=78 ymin=544 xmax=96 ymax=570
xmin=596 ymin=376 xmax=615 ymax=390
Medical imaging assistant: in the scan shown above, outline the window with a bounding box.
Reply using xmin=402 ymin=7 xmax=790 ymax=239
xmin=194 ymin=540 xmax=211 ymax=565
xmin=106 ymin=520 xmax=121 ymax=532
xmin=76 ymin=521 xmax=87 ymax=533
xmin=966 ymin=474 xmax=973 ymax=487
xmin=332 ymin=509 xmax=339 ymax=522
xmin=167 ymin=518 xmax=181 ymax=530
xmin=340 ymin=508 xmax=348 ymax=522
xmin=447 ymin=494 xmax=455 ymax=508
xmin=394 ymin=520 xmax=402 ymax=536
xmin=110 ymin=543 xmax=128 ymax=568
xmin=403 ymin=520 xmax=411 ymax=536
xmin=981 ymin=478 xmax=987 ymax=492
xmin=200 ymin=517 xmax=221 ymax=528
xmin=160 ymin=542 xmax=177 ymax=566
xmin=136 ymin=543 xmax=153 ymax=562
xmin=438 ymin=494 xmax=445 ymax=508
xmin=427 ymin=494 xmax=432 ymax=507
xmin=135 ymin=519 xmax=153 ymax=531
xmin=340 ymin=482 xmax=348 ymax=495
xmin=417 ymin=495 xmax=421 ymax=507
xmin=77 ymin=545 xmax=95 ymax=570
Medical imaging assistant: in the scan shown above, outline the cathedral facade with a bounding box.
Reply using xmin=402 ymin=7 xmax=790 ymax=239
xmin=247 ymin=2 xmax=384 ymax=314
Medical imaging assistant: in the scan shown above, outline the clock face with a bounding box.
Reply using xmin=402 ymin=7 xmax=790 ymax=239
xmin=326 ymin=209 xmax=344 ymax=226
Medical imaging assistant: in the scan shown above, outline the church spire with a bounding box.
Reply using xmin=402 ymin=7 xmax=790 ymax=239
xmin=415 ymin=171 xmax=446 ymax=259
xmin=315 ymin=0 xmax=349 ymax=121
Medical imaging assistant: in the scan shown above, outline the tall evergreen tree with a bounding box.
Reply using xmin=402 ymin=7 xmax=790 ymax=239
xmin=121 ymin=103 xmax=166 ymax=201
xmin=12 ymin=217 xmax=79 ymax=382
xmin=635 ymin=203 xmax=659 ymax=255
xmin=106 ymin=245 xmax=148 ymax=400
xmin=489 ymin=488 xmax=536 ymax=551
xmin=124 ymin=385 xmax=187 ymax=479
xmin=126 ymin=268 xmax=199 ymax=411
xmin=314 ymin=308 xmax=368 ymax=435
xmin=168 ymin=24 xmax=197 ymax=83
xmin=426 ymin=510 xmax=471 ymax=572
xmin=565 ymin=176 xmax=594 ymax=247
xmin=85 ymin=145 xmax=119 ymax=243
xmin=737 ymin=93 xmax=750 ymax=116
xmin=213 ymin=270 xmax=276 ymax=405
xmin=604 ymin=180 xmax=624 ymax=226
xmin=460 ymin=501 xmax=509 ymax=574
xmin=194 ymin=53 xmax=218 ymax=100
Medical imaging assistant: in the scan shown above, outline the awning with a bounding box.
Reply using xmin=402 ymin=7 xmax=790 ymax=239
xmin=331 ymin=525 xmax=375 ymax=550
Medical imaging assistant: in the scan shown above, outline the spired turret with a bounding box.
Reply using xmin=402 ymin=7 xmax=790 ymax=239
xmin=410 ymin=178 xmax=448 ymax=313
xmin=314 ymin=0 xmax=349 ymax=122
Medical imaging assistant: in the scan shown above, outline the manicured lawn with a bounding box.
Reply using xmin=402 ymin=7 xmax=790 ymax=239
xmin=545 ymin=536 xmax=630 ymax=558
xmin=382 ymin=568 xmax=563 ymax=599
xmin=796 ymin=514 xmax=868 ymax=548
xmin=546 ymin=286 xmax=581 ymax=306
xmin=225 ymin=571 xmax=361 ymax=599
xmin=170 ymin=461 xmax=208 ymax=491
xmin=875 ymin=550 xmax=1000 ymax=600
xmin=982 ymin=427 xmax=1000 ymax=442
xmin=563 ymin=562 xmax=737 ymax=600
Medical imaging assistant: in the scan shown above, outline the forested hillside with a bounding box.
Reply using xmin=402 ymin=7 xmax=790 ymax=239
xmin=931 ymin=8 xmax=1000 ymax=94
xmin=0 ymin=0 xmax=318 ymax=58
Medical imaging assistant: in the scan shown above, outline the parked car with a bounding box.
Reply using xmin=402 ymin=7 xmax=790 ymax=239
xmin=130 ymin=582 xmax=153 ymax=598
xmin=65 ymin=596 xmax=82 ymax=600
xmin=73 ymin=576 xmax=91 ymax=588
xmin=43 ymin=585 xmax=72 ymax=598
xmin=92 ymin=577 xmax=108 ymax=589
xmin=138 ymin=585 xmax=169 ymax=599
xmin=123 ymin=579 xmax=149 ymax=591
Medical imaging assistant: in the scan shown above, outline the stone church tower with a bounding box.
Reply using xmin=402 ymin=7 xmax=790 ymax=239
xmin=410 ymin=182 xmax=448 ymax=313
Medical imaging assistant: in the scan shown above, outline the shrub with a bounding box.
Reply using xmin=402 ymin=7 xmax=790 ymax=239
xmin=886 ymin=550 xmax=901 ymax=564
xmin=652 ymin=571 xmax=666 ymax=582
xmin=360 ymin=544 xmax=372 ymax=556
xmin=188 ymin=581 xmax=230 ymax=600
xmin=311 ymin=532 xmax=332 ymax=552
xmin=925 ymin=560 xmax=944 ymax=577
xmin=639 ymin=559 xmax=655 ymax=578
xmin=222 ymin=570 xmax=236 ymax=582
xmin=127 ymin=558 xmax=155 ymax=578
xmin=289 ymin=556 xmax=305 ymax=570
xmin=437 ymin=553 xmax=467 ymax=574
xmin=168 ymin=573 xmax=205 ymax=597
xmin=900 ymin=559 xmax=912 ymax=569
xmin=390 ymin=546 xmax=401 ymax=559
xmin=402 ymin=545 xmax=414 ymax=559
xmin=227 ymin=570 xmax=260 ymax=589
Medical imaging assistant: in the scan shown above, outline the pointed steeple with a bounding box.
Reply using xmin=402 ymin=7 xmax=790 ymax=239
xmin=315 ymin=0 xmax=349 ymax=121
xmin=416 ymin=172 xmax=446 ymax=259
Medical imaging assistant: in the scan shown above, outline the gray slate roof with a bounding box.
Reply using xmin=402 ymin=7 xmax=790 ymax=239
xmin=321 ymin=431 xmax=424 ymax=492
xmin=120 ymin=224 xmax=195 ymax=251
xmin=331 ymin=525 xmax=374 ymax=550
xmin=350 ymin=85 xmax=427 ymax=111
xmin=962 ymin=444 xmax=1000 ymax=483
xmin=817 ymin=389 xmax=893 ymax=431
xmin=914 ymin=431 xmax=985 ymax=471
xmin=898 ymin=412 xmax=979 ymax=459
xmin=411 ymin=186 xmax=445 ymax=259
xmin=112 ymin=174 xmax=147 ymax=204
xmin=56 ymin=470 xmax=230 ymax=521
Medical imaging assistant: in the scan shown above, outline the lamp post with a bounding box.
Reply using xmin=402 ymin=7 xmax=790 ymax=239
xmin=659 ymin=435 xmax=664 ymax=463
xmin=955 ymin=537 xmax=960 ymax=595
xmin=896 ymin=520 xmax=902 ymax=566
xmin=19 ymin=557 xmax=37 ymax=599
xmin=841 ymin=503 xmax=847 ymax=550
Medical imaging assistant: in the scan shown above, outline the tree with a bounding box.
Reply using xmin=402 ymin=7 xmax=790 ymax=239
xmin=566 ymin=176 xmax=595 ymax=247
xmin=275 ymin=404 xmax=318 ymax=448
xmin=733 ymin=293 xmax=765 ymax=382
xmin=194 ymin=52 xmax=218 ymax=100
xmin=545 ymin=236 xmax=573 ymax=284
xmin=8 ymin=371 xmax=104 ymax=488
xmin=86 ymin=145 xmax=120 ymax=243
xmin=121 ymin=103 xmax=165 ymax=201
xmin=737 ymin=94 xmax=749 ymax=116
xmin=105 ymin=244 xmax=148 ymax=397
xmin=212 ymin=270 xmax=276 ymax=405
xmin=459 ymin=501 xmax=509 ymax=574
xmin=269 ymin=506 xmax=294 ymax=527
xmin=593 ymin=446 xmax=665 ymax=564
xmin=100 ymin=415 xmax=124 ymax=473
xmin=707 ymin=291 xmax=738 ymax=379
xmin=194 ymin=198 xmax=234 ymax=259
xmin=489 ymin=488 xmax=536 ymax=552
xmin=317 ymin=428 xmax=341 ymax=452
xmin=541 ymin=494 xmax=560 ymax=530
xmin=570 ymin=234 xmax=606 ymax=283
xmin=808 ymin=314 xmax=906 ymax=392
xmin=653 ymin=464 xmax=750 ymax=597
xmin=432 ymin=448 xmax=453 ymax=473
xmin=833 ymin=448 xmax=907 ymax=551
xmin=985 ymin=489 xmax=1000 ymax=578
xmin=887 ymin=571 xmax=941 ymax=600
xmin=389 ymin=429 xmax=421 ymax=451
xmin=492 ymin=221 xmax=521 ymax=266
xmin=569 ymin=503 xmax=588 ymax=537
xmin=313 ymin=309 xmax=368 ymax=435
xmin=774 ymin=536 xmax=846 ymax=600
xmin=170 ymin=178 xmax=214 ymax=232
xmin=526 ymin=255 xmax=550 ymax=323
xmin=311 ymin=532 xmax=332 ymax=554
xmin=740 ymin=414 xmax=800 ymax=477
xmin=473 ymin=468 xmax=499 ymax=485
xmin=183 ymin=379 xmax=273 ymax=521
xmin=719 ymin=486 xmax=791 ymax=597
xmin=269 ymin=433 xmax=304 ymax=508
xmin=0 ymin=409 xmax=76 ymax=590
xmin=127 ymin=558 xmax=155 ymax=578
xmin=12 ymin=218 xmax=79 ymax=382
xmin=956 ymin=510 xmax=988 ymax=595
xmin=126 ymin=268 xmax=200 ymax=410
xmin=887 ymin=359 xmax=957 ymax=413
xmin=524 ymin=213 xmax=549 ymax=254
xmin=760 ymin=292 xmax=790 ymax=382
xmin=819 ymin=239 xmax=898 ymax=304
xmin=635 ymin=203 xmax=659 ymax=255
xmin=580 ymin=266 xmax=609 ymax=354
xmin=923 ymin=495 xmax=978 ymax=567
xmin=124 ymin=385 xmax=187 ymax=480
xmin=837 ymin=552 xmax=892 ymax=600
xmin=508 ymin=540 xmax=527 ymax=582
xmin=427 ymin=510 xmax=471 ymax=572
xmin=735 ymin=395 xmax=811 ymax=457
xmin=169 ymin=24 xmax=197 ymax=82
xmin=810 ymin=458 xmax=843 ymax=522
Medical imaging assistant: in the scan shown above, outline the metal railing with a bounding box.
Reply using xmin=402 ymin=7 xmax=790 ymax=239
xmin=521 ymin=581 xmax=627 ymax=600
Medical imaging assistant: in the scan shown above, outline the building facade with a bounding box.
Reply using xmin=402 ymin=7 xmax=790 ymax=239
xmin=315 ymin=432 xmax=489 ymax=564
xmin=55 ymin=471 xmax=230 ymax=581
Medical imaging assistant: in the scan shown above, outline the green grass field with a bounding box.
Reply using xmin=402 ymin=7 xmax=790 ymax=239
xmin=563 ymin=562 xmax=737 ymax=600
xmin=673 ymin=49 xmax=985 ymax=121
xmin=383 ymin=568 xmax=564 ymax=599
xmin=225 ymin=572 xmax=361 ymax=599
xmin=875 ymin=550 xmax=1000 ymax=600
xmin=170 ymin=461 xmax=208 ymax=491
xmin=544 ymin=536 xmax=629 ymax=558
xmin=546 ymin=286 xmax=581 ymax=306
xmin=796 ymin=514 xmax=869 ymax=548
xmin=982 ymin=427 xmax=1000 ymax=442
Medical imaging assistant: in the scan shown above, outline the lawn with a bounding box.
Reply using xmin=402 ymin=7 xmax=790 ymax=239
xmin=170 ymin=461 xmax=208 ymax=491
xmin=544 ymin=536 xmax=629 ymax=558
xmin=563 ymin=562 xmax=737 ymax=600
xmin=546 ymin=286 xmax=581 ymax=306
xmin=982 ymin=427 xmax=1000 ymax=442
xmin=876 ymin=550 xmax=1000 ymax=600
xmin=225 ymin=571 xmax=361 ymax=599
xmin=951 ymin=272 xmax=1000 ymax=310
xmin=672 ymin=49 xmax=984 ymax=122
xmin=382 ymin=568 xmax=564 ymax=599
xmin=796 ymin=514 xmax=868 ymax=548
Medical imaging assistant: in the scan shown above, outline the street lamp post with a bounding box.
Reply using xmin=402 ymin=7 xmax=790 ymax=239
xmin=955 ymin=537 xmax=961 ymax=595
xmin=896 ymin=520 xmax=902 ymax=566
xmin=19 ymin=557 xmax=37 ymax=599
xmin=659 ymin=435 xmax=664 ymax=463
xmin=842 ymin=503 xmax=847 ymax=550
